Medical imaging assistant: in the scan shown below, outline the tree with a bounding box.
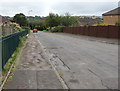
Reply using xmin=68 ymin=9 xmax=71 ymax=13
xmin=26 ymin=16 xmax=46 ymax=30
xmin=45 ymin=13 xmax=60 ymax=28
xmin=13 ymin=13 xmax=27 ymax=26
xmin=45 ymin=12 xmax=80 ymax=27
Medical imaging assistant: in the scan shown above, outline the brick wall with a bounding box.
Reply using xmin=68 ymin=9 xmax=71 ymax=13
xmin=103 ymin=15 xmax=120 ymax=25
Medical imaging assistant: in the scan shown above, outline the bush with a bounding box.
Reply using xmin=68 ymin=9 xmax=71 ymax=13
xmin=50 ymin=29 xmax=58 ymax=32
xmin=10 ymin=24 xmax=16 ymax=28
xmin=43 ymin=30 xmax=48 ymax=32
xmin=55 ymin=26 xmax=64 ymax=32
xmin=92 ymin=23 xmax=108 ymax=26
xmin=35 ymin=26 xmax=46 ymax=31
xmin=115 ymin=22 xmax=120 ymax=26
xmin=21 ymin=26 xmax=30 ymax=30
xmin=15 ymin=26 xmax=22 ymax=31
xmin=10 ymin=23 xmax=22 ymax=31
xmin=50 ymin=26 xmax=64 ymax=32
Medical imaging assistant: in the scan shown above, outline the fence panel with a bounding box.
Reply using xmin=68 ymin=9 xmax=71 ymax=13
xmin=89 ymin=26 xmax=97 ymax=37
xmin=2 ymin=30 xmax=29 ymax=68
xmin=108 ymin=26 xmax=119 ymax=38
xmin=71 ymin=27 xmax=74 ymax=34
xmin=63 ymin=26 xmax=119 ymax=39
xmin=96 ymin=26 xmax=108 ymax=38
xmin=80 ymin=27 xmax=84 ymax=35
xmin=84 ymin=27 xmax=89 ymax=36
xmin=76 ymin=27 xmax=79 ymax=35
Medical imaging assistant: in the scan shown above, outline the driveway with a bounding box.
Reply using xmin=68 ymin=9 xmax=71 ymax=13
xmin=36 ymin=31 xmax=118 ymax=89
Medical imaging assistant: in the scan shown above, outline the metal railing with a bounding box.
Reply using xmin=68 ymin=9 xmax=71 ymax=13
xmin=0 ymin=30 xmax=29 ymax=69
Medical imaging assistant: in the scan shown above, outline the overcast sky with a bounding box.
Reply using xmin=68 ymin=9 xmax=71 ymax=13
xmin=0 ymin=0 xmax=119 ymax=17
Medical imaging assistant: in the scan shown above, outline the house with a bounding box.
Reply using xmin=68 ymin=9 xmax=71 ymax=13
xmin=0 ymin=15 xmax=12 ymax=37
xmin=79 ymin=16 xmax=102 ymax=26
xmin=102 ymin=7 xmax=120 ymax=25
xmin=0 ymin=15 xmax=11 ymax=25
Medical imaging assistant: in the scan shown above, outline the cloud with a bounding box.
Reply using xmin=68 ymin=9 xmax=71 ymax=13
xmin=0 ymin=2 xmax=47 ymax=16
xmin=1 ymin=0 xmax=119 ymax=2
xmin=0 ymin=1 xmax=118 ymax=16
xmin=51 ymin=2 xmax=118 ymax=16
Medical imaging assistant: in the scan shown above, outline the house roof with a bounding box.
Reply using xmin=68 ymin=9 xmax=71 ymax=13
xmin=102 ymin=7 xmax=120 ymax=16
xmin=0 ymin=15 xmax=10 ymax=24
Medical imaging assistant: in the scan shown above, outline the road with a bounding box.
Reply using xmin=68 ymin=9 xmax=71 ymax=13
xmin=36 ymin=31 xmax=118 ymax=89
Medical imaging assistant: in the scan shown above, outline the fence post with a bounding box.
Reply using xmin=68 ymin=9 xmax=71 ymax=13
xmin=107 ymin=26 xmax=109 ymax=38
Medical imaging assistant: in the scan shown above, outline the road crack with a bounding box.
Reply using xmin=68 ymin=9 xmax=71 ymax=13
xmin=52 ymin=53 xmax=71 ymax=70
xmin=58 ymin=57 xmax=71 ymax=70
xmin=87 ymin=68 xmax=110 ymax=89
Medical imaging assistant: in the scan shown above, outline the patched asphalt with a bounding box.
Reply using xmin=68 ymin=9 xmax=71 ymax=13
xmin=36 ymin=31 xmax=118 ymax=89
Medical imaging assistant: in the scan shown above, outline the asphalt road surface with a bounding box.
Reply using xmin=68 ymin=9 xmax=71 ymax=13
xmin=36 ymin=31 xmax=118 ymax=89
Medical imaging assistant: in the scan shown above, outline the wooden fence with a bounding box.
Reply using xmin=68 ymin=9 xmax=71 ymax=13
xmin=63 ymin=26 xmax=120 ymax=39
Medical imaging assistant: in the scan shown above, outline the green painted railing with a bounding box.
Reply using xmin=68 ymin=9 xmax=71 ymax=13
xmin=0 ymin=30 xmax=29 ymax=69
xmin=0 ymin=37 xmax=2 ymax=71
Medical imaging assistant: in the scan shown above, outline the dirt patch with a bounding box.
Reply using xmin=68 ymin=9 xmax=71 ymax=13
xmin=16 ymin=33 xmax=52 ymax=70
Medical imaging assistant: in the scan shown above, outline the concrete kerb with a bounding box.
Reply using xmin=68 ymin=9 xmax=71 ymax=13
xmin=36 ymin=35 xmax=69 ymax=90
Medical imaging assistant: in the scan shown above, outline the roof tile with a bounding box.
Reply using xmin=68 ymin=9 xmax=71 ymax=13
xmin=102 ymin=7 xmax=120 ymax=16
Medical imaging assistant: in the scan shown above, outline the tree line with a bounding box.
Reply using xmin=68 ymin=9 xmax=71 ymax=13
xmin=11 ymin=13 xmax=80 ymax=30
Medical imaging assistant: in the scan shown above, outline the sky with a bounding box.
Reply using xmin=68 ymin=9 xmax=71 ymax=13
xmin=0 ymin=0 xmax=119 ymax=17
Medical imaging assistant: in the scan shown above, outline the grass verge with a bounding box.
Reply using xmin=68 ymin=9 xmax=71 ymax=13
xmin=43 ymin=30 xmax=53 ymax=33
xmin=1 ymin=35 xmax=28 ymax=89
